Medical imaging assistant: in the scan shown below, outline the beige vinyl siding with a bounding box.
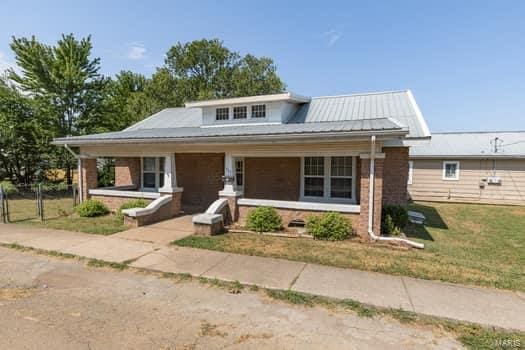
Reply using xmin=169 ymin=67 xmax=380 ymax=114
xmin=408 ymin=158 xmax=525 ymax=205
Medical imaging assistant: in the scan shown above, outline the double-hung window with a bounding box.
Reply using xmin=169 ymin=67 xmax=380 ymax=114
xmin=330 ymin=157 xmax=353 ymax=199
xmin=303 ymin=157 xmax=325 ymax=197
xmin=302 ymin=156 xmax=355 ymax=202
xmin=142 ymin=157 xmax=164 ymax=190
xmin=442 ymin=161 xmax=460 ymax=181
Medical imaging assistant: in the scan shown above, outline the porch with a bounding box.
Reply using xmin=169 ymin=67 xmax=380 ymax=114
xmin=78 ymin=143 xmax=408 ymax=236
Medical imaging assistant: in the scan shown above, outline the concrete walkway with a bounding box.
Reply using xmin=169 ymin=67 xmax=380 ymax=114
xmin=113 ymin=215 xmax=194 ymax=245
xmin=0 ymin=224 xmax=524 ymax=331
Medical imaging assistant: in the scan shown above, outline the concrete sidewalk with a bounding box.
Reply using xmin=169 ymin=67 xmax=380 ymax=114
xmin=1 ymin=224 xmax=524 ymax=331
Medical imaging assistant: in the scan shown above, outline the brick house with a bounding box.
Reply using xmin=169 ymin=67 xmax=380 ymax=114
xmin=54 ymin=90 xmax=431 ymax=238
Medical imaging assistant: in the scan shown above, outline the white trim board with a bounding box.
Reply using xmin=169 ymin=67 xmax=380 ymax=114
xmin=88 ymin=189 xmax=160 ymax=199
xmin=237 ymin=198 xmax=360 ymax=213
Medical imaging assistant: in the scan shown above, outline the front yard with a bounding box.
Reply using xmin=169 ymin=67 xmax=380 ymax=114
xmin=5 ymin=197 xmax=126 ymax=235
xmin=175 ymin=202 xmax=525 ymax=292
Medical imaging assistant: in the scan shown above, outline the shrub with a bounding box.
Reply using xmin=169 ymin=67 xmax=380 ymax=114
xmin=306 ymin=212 xmax=352 ymax=241
xmin=381 ymin=204 xmax=409 ymax=236
xmin=117 ymin=199 xmax=149 ymax=219
xmin=245 ymin=206 xmax=282 ymax=232
xmin=75 ymin=200 xmax=109 ymax=217
xmin=0 ymin=180 xmax=18 ymax=195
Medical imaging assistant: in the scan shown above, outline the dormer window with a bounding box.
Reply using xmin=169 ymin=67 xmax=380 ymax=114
xmin=216 ymin=107 xmax=229 ymax=121
xmin=233 ymin=106 xmax=247 ymax=119
xmin=251 ymin=104 xmax=266 ymax=118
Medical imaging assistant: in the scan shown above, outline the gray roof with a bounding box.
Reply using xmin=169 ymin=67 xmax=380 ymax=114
xmin=410 ymin=131 xmax=525 ymax=158
xmin=54 ymin=90 xmax=428 ymax=145
xmin=124 ymin=108 xmax=202 ymax=130
xmin=289 ymin=90 xmax=430 ymax=139
xmin=57 ymin=118 xmax=405 ymax=144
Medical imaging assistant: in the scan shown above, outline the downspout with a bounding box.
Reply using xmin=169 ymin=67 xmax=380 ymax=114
xmin=367 ymin=136 xmax=424 ymax=249
xmin=64 ymin=144 xmax=83 ymax=203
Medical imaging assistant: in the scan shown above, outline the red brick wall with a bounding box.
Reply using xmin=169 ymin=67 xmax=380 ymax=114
xmin=244 ymin=157 xmax=300 ymax=201
xmin=358 ymin=158 xmax=383 ymax=237
xmin=90 ymin=195 xmax=151 ymax=211
xmin=81 ymin=158 xmax=97 ymax=200
xmin=382 ymin=147 xmax=409 ymax=205
xmin=175 ymin=153 xmax=224 ymax=212
xmin=115 ymin=157 xmax=140 ymax=188
xmin=237 ymin=205 xmax=359 ymax=233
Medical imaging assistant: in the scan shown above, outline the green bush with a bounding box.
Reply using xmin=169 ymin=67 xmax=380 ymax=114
xmin=75 ymin=200 xmax=110 ymax=217
xmin=245 ymin=206 xmax=282 ymax=232
xmin=0 ymin=180 xmax=18 ymax=195
xmin=117 ymin=199 xmax=149 ymax=219
xmin=306 ymin=212 xmax=352 ymax=241
xmin=381 ymin=204 xmax=409 ymax=236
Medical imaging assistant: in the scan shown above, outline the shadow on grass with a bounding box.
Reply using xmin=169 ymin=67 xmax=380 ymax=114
xmin=404 ymin=203 xmax=449 ymax=241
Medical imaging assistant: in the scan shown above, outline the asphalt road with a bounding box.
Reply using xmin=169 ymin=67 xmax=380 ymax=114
xmin=0 ymin=247 xmax=462 ymax=349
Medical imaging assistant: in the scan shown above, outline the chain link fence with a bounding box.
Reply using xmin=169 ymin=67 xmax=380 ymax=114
xmin=0 ymin=183 xmax=78 ymax=223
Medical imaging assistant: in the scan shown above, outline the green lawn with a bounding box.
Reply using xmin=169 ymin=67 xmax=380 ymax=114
xmin=174 ymin=202 xmax=525 ymax=292
xmin=5 ymin=197 xmax=126 ymax=235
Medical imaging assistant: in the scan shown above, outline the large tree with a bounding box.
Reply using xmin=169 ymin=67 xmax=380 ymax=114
xmin=9 ymin=34 xmax=108 ymax=183
xmin=0 ymin=78 xmax=50 ymax=184
xmin=144 ymin=39 xmax=286 ymax=113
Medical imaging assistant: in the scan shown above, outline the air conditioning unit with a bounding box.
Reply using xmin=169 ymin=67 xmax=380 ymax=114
xmin=487 ymin=176 xmax=502 ymax=185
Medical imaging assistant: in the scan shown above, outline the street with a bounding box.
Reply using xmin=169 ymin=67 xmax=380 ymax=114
xmin=0 ymin=247 xmax=462 ymax=349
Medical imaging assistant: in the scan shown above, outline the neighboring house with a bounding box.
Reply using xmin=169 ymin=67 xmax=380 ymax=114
xmin=409 ymin=131 xmax=525 ymax=205
xmin=54 ymin=90 xmax=431 ymax=237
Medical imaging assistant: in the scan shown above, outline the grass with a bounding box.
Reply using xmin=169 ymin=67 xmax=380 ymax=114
xmin=6 ymin=197 xmax=127 ymax=235
xmin=174 ymin=202 xmax=525 ymax=292
xmin=264 ymin=289 xmax=524 ymax=350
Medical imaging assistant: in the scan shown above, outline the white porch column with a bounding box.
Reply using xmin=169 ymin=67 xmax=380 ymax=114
xmin=159 ymin=154 xmax=182 ymax=193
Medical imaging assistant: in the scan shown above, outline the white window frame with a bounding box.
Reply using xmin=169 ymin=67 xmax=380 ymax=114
xmin=408 ymin=160 xmax=414 ymax=185
xmin=233 ymin=106 xmax=247 ymax=119
xmin=141 ymin=157 xmax=165 ymax=191
xmin=300 ymin=156 xmax=357 ymax=204
xmin=234 ymin=157 xmax=245 ymax=191
xmin=215 ymin=107 xmax=230 ymax=121
xmin=442 ymin=161 xmax=460 ymax=181
xmin=251 ymin=104 xmax=266 ymax=118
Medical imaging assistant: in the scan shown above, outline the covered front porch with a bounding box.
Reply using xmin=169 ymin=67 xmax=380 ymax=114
xmin=77 ymin=140 xmax=404 ymax=236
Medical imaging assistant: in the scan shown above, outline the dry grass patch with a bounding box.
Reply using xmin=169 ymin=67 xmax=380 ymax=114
xmin=0 ymin=288 xmax=35 ymax=300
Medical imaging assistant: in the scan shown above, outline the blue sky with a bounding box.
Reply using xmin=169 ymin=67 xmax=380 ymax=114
xmin=1 ymin=0 xmax=524 ymax=132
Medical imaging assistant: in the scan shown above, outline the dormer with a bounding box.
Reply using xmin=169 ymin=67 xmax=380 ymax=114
xmin=185 ymin=92 xmax=311 ymax=127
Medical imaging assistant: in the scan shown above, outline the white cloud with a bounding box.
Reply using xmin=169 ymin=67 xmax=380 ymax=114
xmin=321 ymin=30 xmax=342 ymax=47
xmin=126 ymin=43 xmax=147 ymax=60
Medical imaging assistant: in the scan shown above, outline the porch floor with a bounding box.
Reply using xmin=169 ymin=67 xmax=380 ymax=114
xmin=113 ymin=215 xmax=194 ymax=246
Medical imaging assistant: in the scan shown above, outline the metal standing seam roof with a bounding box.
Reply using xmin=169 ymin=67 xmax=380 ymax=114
xmin=53 ymin=90 xmax=429 ymax=145
xmin=409 ymin=131 xmax=525 ymax=158
xmin=288 ymin=90 xmax=430 ymax=139
xmin=56 ymin=118 xmax=405 ymax=143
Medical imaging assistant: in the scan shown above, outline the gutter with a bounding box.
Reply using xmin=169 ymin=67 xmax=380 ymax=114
xmin=367 ymin=135 xmax=424 ymax=249
xmin=63 ymin=144 xmax=83 ymax=203
xmin=52 ymin=129 xmax=409 ymax=146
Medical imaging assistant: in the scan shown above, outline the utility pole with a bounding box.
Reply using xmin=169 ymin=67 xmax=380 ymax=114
xmin=490 ymin=137 xmax=503 ymax=153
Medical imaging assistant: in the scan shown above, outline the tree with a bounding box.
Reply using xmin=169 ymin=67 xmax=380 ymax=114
xmin=104 ymin=70 xmax=152 ymax=131
xmin=0 ymin=78 xmax=50 ymax=184
xmin=9 ymin=34 xmax=108 ymax=183
xmin=146 ymin=38 xmax=286 ymax=111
